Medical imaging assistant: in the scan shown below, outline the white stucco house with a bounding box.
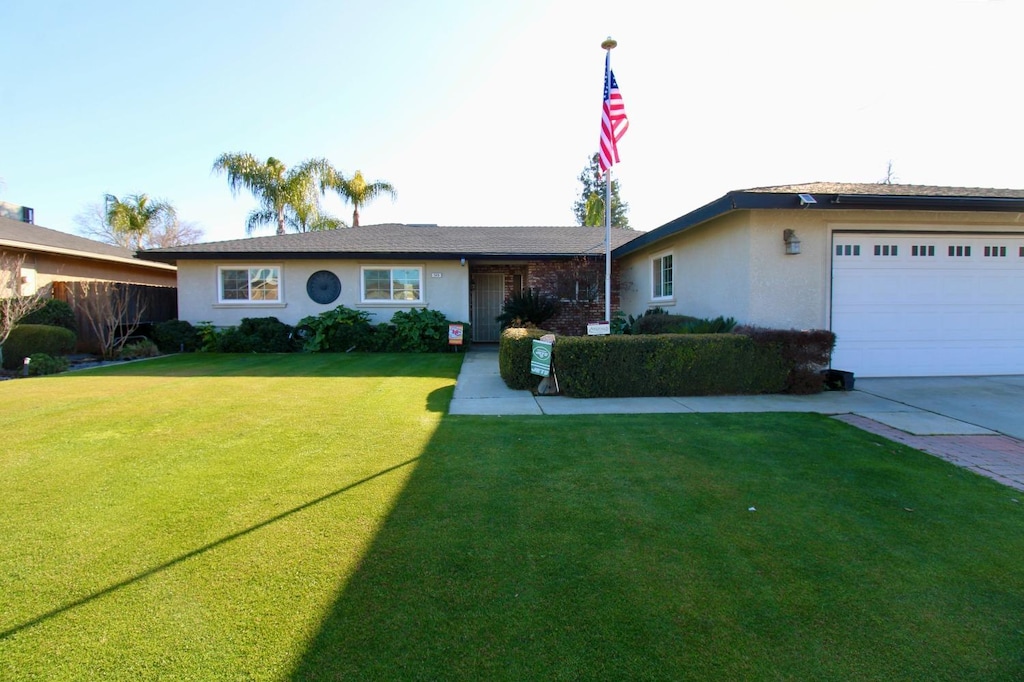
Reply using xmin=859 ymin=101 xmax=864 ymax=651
xmin=614 ymin=183 xmax=1024 ymax=378
xmin=146 ymin=183 xmax=1024 ymax=378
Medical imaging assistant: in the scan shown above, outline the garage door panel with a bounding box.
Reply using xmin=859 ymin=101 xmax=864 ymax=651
xmin=831 ymin=233 xmax=1024 ymax=377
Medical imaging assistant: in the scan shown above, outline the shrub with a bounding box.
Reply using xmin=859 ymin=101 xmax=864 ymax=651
xmin=296 ymin=306 xmax=375 ymax=352
xmin=20 ymin=299 xmax=76 ymax=332
xmin=498 ymin=327 xmax=553 ymax=391
xmin=152 ymin=319 xmax=201 ymax=353
xmin=497 ymin=288 xmax=560 ymax=329
xmin=552 ymin=334 xmax=789 ymax=398
xmin=632 ymin=313 xmax=700 ymax=335
xmin=118 ymin=339 xmax=161 ymax=360
xmin=736 ymin=327 xmax=837 ymax=394
xmin=27 ymin=353 xmax=69 ymax=376
xmin=212 ymin=317 xmax=297 ymax=353
xmin=2 ymin=324 xmax=77 ymax=370
xmin=390 ymin=308 xmax=468 ymax=353
xmin=613 ymin=306 xmax=668 ymax=335
xmin=631 ymin=313 xmax=736 ymax=335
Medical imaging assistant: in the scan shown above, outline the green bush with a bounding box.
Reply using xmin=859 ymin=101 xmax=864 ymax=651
xmin=737 ymin=327 xmax=837 ymax=394
xmin=212 ymin=317 xmax=297 ymax=353
xmin=27 ymin=353 xmax=69 ymax=376
xmin=612 ymin=306 xmax=668 ymax=335
xmin=497 ymin=288 xmax=560 ymax=329
xmin=2 ymin=324 xmax=77 ymax=370
xmin=118 ymin=339 xmax=161 ymax=360
xmin=296 ymin=306 xmax=376 ymax=352
xmin=20 ymin=299 xmax=77 ymax=332
xmin=632 ymin=313 xmax=737 ymax=335
xmin=389 ymin=308 xmax=470 ymax=353
xmin=152 ymin=319 xmax=201 ymax=353
xmin=498 ymin=327 xmax=553 ymax=391
xmin=552 ymin=335 xmax=789 ymax=398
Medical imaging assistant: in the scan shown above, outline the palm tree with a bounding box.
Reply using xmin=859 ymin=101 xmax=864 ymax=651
xmin=285 ymin=201 xmax=347 ymax=233
xmin=104 ymin=193 xmax=176 ymax=250
xmin=212 ymin=153 xmax=335 ymax=235
xmin=323 ymin=169 xmax=396 ymax=227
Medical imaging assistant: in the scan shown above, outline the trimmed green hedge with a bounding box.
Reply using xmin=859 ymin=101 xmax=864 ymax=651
xmin=552 ymin=334 xmax=789 ymax=397
xmin=498 ymin=327 xmax=552 ymax=390
xmin=3 ymin=324 xmax=77 ymax=370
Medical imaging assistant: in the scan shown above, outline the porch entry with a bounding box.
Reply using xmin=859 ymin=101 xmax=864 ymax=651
xmin=472 ymin=273 xmax=505 ymax=342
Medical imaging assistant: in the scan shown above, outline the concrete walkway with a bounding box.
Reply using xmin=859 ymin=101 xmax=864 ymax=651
xmin=449 ymin=347 xmax=1024 ymax=491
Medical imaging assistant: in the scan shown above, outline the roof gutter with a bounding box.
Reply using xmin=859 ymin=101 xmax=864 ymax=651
xmin=0 ymin=238 xmax=177 ymax=271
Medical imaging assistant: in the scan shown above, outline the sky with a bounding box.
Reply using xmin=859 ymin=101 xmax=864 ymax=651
xmin=2 ymin=0 xmax=1022 ymax=244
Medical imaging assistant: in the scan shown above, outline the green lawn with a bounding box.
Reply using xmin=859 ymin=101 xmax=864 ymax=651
xmin=1 ymin=354 xmax=1022 ymax=680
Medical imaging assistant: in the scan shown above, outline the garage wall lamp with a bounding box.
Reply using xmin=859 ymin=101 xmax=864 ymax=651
xmin=783 ymin=229 xmax=801 ymax=255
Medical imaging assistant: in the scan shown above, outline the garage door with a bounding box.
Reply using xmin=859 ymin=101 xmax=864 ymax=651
xmin=831 ymin=233 xmax=1024 ymax=377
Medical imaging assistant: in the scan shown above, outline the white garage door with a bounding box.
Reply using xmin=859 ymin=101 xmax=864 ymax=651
xmin=831 ymin=233 xmax=1024 ymax=377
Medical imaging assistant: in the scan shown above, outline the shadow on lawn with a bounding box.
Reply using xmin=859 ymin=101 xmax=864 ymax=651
xmin=60 ymin=352 xmax=466 ymax=379
xmin=0 ymin=458 xmax=421 ymax=642
xmin=288 ymin=416 xmax=707 ymax=680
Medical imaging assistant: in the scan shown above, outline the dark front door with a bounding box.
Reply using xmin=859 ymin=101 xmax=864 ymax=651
xmin=472 ymin=273 xmax=504 ymax=342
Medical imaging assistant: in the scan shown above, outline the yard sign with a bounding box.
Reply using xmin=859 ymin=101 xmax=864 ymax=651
xmin=448 ymin=323 xmax=464 ymax=346
xmin=530 ymin=339 xmax=553 ymax=376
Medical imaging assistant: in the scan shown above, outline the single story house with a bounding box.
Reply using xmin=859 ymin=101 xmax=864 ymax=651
xmin=0 ymin=210 xmax=178 ymax=295
xmin=146 ymin=183 xmax=1024 ymax=378
xmin=614 ymin=183 xmax=1024 ymax=378
xmin=142 ymin=226 xmax=640 ymax=343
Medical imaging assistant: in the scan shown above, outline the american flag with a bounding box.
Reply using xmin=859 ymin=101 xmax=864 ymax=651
xmin=599 ymin=51 xmax=629 ymax=173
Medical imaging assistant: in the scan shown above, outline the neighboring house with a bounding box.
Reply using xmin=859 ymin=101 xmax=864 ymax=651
xmin=0 ymin=211 xmax=178 ymax=294
xmin=614 ymin=183 xmax=1024 ymax=378
xmin=143 ymin=225 xmax=640 ymax=342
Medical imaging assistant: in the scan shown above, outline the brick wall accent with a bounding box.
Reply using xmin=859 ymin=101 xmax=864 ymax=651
xmin=470 ymin=257 xmax=622 ymax=337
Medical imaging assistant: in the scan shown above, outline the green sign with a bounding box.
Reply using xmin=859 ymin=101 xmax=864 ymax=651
xmin=530 ymin=339 xmax=553 ymax=377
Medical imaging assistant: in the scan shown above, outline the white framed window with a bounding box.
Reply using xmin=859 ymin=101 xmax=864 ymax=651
xmin=218 ymin=265 xmax=281 ymax=303
xmin=361 ymin=266 xmax=424 ymax=302
xmin=652 ymin=252 xmax=673 ymax=299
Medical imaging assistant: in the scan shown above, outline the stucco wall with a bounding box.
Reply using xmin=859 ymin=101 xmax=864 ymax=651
xmin=618 ymin=212 xmax=755 ymax=321
xmin=177 ymin=259 xmax=470 ymax=327
xmin=618 ymin=207 xmax=1024 ymax=331
xmin=14 ymin=251 xmax=176 ymax=293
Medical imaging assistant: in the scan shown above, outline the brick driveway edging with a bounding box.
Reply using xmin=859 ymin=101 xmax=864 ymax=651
xmin=834 ymin=414 xmax=1024 ymax=492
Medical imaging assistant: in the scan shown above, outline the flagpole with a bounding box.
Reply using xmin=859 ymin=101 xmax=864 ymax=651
xmin=601 ymin=37 xmax=617 ymax=324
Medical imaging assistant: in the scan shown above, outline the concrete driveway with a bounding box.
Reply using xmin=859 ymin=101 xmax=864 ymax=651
xmin=854 ymin=375 xmax=1024 ymax=440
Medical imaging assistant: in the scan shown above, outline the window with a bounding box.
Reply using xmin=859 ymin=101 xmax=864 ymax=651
xmin=361 ymin=266 xmax=423 ymax=302
xmin=652 ymin=253 xmax=673 ymax=299
xmin=218 ymin=266 xmax=281 ymax=302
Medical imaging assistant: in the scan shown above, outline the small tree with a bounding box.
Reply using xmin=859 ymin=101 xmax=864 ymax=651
xmin=573 ymin=152 xmax=630 ymax=228
xmin=74 ymin=199 xmax=204 ymax=249
xmin=0 ymin=252 xmax=48 ymax=367
xmin=67 ymin=282 xmax=146 ymax=358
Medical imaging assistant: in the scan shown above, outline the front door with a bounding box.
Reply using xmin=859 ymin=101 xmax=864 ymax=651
xmin=472 ymin=273 xmax=505 ymax=342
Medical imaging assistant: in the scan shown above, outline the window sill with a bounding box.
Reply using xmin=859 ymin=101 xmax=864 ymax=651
xmin=213 ymin=302 xmax=287 ymax=309
xmin=649 ymin=298 xmax=675 ymax=306
xmin=359 ymin=301 xmax=426 ymax=307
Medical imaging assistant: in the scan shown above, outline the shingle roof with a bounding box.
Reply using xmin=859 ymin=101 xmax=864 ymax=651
xmin=613 ymin=182 xmax=1024 ymax=258
xmin=0 ymin=215 xmax=135 ymax=258
xmin=142 ymin=224 xmax=641 ymax=262
xmin=745 ymin=182 xmax=1024 ymax=198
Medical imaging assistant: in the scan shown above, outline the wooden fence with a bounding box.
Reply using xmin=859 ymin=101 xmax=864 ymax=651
xmin=52 ymin=282 xmax=177 ymax=353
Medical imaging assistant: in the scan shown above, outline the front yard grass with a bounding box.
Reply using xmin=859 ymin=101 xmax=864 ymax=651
xmin=1 ymin=353 xmax=1022 ymax=680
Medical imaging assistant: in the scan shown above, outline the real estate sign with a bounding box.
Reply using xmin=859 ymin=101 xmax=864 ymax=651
xmin=530 ymin=339 xmax=553 ymax=376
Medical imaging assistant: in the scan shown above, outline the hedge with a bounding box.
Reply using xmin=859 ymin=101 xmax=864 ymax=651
xmin=738 ymin=327 xmax=837 ymax=394
xmin=498 ymin=327 xmax=552 ymax=391
xmin=497 ymin=328 xmax=837 ymax=397
xmin=552 ymin=334 xmax=790 ymax=397
xmin=2 ymin=324 xmax=77 ymax=370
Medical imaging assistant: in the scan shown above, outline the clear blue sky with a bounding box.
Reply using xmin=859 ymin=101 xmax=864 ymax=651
xmin=2 ymin=0 xmax=1021 ymax=243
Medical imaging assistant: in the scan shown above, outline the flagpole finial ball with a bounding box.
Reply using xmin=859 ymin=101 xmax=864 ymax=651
xmin=601 ymin=37 xmax=617 ymax=50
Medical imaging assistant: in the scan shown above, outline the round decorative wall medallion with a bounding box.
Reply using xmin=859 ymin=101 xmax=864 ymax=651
xmin=306 ymin=270 xmax=341 ymax=304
